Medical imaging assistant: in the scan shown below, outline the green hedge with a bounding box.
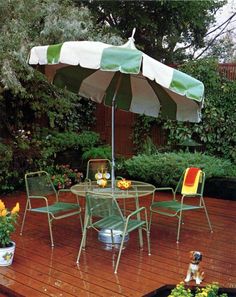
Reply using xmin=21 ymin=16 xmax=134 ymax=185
xmin=124 ymin=152 xmax=236 ymax=187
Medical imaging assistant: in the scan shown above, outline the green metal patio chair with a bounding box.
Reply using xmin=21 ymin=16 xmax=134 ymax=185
xmin=77 ymin=191 xmax=151 ymax=274
xmin=85 ymin=158 xmax=112 ymax=183
xmin=20 ymin=171 xmax=82 ymax=247
xmin=149 ymin=167 xmax=213 ymax=243
xmin=85 ymin=158 xmax=130 ymax=213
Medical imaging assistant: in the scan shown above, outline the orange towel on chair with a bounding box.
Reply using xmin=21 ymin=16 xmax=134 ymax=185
xmin=184 ymin=167 xmax=200 ymax=186
xmin=181 ymin=167 xmax=201 ymax=195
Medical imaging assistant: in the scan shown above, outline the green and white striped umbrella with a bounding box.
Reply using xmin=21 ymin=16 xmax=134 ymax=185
xmin=28 ymin=30 xmax=204 ymax=187
xmin=29 ymin=36 xmax=204 ymax=122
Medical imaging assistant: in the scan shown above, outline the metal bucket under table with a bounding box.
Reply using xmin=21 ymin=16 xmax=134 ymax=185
xmin=98 ymin=229 xmax=129 ymax=244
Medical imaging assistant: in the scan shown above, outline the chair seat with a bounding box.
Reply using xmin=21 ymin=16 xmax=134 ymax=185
xmin=94 ymin=215 xmax=146 ymax=233
xmin=151 ymin=200 xmax=203 ymax=212
xmin=31 ymin=202 xmax=80 ymax=214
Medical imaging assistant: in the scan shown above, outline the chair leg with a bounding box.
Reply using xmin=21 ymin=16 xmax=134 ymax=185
xmin=149 ymin=211 xmax=153 ymax=232
xmin=114 ymin=228 xmax=127 ymax=274
xmin=201 ymin=198 xmax=213 ymax=232
xmin=146 ymin=229 xmax=151 ymax=256
xmin=145 ymin=212 xmax=151 ymax=256
xmin=77 ymin=216 xmax=89 ymax=263
xmin=76 ymin=196 xmax=83 ymax=230
xmin=47 ymin=213 xmax=54 ymax=247
xmin=20 ymin=200 xmax=30 ymax=235
xmin=176 ymin=210 xmax=183 ymax=243
xmin=135 ymin=194 xmax=143 ymax=248
xmin=79 ymin=213 xmax=83 ymax=231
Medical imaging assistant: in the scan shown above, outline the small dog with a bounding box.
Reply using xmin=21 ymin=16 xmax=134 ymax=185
xmin=185 ymin=251 xmax=204 ymax=285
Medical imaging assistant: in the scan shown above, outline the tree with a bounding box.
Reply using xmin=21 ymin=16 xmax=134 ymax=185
xmin=201 ymin=32 xmax=236 ymax=62
xmin=0 ymin=0 xmax=124 ymax=192
xmin=193 ymin=10 xmax=236 ymax=60
xmin=0 ymin=0 xmax=122 ymax=135
xmin=77 ymin=0 xmax=226 ymax=63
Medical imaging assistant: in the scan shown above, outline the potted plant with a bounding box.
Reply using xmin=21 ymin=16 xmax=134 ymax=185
xmin=0 ymin=200 xmax=19 ymax=266
xmin=167 ymin=282 xmax=228 ymax=297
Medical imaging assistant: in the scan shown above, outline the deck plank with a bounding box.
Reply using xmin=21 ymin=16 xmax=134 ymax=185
xmin=0 ymin=191 xmax=236 ymax=296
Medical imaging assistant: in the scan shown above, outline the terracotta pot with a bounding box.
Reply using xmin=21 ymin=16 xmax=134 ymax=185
xmin=0 ymin=241 xmax=16 ymax=266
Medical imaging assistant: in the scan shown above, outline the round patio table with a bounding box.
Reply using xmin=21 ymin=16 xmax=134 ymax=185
xmin=71 ymin=180 xmax=155 ymax=199
xmin=71 ymin=180 xmax=155 ymax=244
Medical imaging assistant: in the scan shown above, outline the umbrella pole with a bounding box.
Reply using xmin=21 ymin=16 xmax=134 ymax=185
xmin=111 ymin=73 xmax=122 ymax=190
xmin=111 ymin=99 xmax=115 ymax=190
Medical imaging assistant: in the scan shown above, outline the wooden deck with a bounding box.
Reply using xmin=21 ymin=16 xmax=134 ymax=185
xmin=0 ymin=191 xmax=236 ymax=297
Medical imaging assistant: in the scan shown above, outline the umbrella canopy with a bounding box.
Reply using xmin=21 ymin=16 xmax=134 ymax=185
xmin=28 ymin=30 xmax=204 ymax=188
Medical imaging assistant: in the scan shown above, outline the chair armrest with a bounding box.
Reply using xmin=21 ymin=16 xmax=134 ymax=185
xmin=155 ymin=187 xmax=175 ymax=200
xmin=57 ymin=189 xmax=71 ymax=200
xmin=58 ymin=188 xmax=72 ymax=197
xmin=58 ymin=189 xmax=71 ymax=193
xmin=28 ymin=195 xmax=50 ymax=209
xmin=182 ymin=193 xmax=202 ymax=197
xmin=126 ymin=206 xmax=146 ymax=221
xmin=28 ymin=195 xmax=48 ymax=200
xmin=156 ymin=187 xmax=175 ymax=193
xmin=57 ymin=188 xmax=81 ymax=204
xmin=181 ymin=193 xmax=202 ymax=205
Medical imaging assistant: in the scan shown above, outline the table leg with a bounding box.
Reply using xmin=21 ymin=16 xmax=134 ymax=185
xmin=135 ymin=192 xmax=143 ymax=248
xmin=82 ymin=204 xmax=88 ymax=248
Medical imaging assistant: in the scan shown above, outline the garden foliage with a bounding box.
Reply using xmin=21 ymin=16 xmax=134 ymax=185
xmin=0 ymin=130 xmax=101 ymax=193
xmin=124 ymin=152 xmax=236 ymax=187
xmin=46 ymin=164 xmax=83 ymax=190
xmin=168 ymin=282 xmax=228 ymax=297
xmin=0 ymin=0 xmax=235 ymax=195
xmin=164 ymin=59 xmax=236 ymax=163
xmin=133 ymin=59 xmax=236 ymax=163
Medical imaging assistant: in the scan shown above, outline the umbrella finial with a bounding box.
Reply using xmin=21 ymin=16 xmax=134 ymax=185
xmin=123 ymin=28 xmax=136 ymax=49
xmin=131 ymin=28 xmax=136 ymax=41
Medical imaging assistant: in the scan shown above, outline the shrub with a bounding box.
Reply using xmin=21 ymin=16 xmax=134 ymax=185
xmin=41 ymin=130 xmax=83 ymax=156
xmin=39 ymin=130 xmax=101 ymax=167
xmin=0 ymin=143 xmax=16 ymax=192
xmin=0 ymin=140 xmax=39 ymax=193
xmin=124 ymin=152 xmax=236 ymax=187
xmin=76 ymin=131 xmax=100 ymax=152
xmin=82 ymin=145 xmax=112 ymax=160
xmin=0 ymin=130 xmax=101 ymax=193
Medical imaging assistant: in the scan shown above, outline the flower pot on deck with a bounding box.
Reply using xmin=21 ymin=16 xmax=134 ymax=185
xmin=0 ymin=241 xmax=16 ymax=266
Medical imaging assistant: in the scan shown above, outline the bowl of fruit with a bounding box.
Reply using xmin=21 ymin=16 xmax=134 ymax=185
xmin=117 ymin=178 xmax=132 ymax=190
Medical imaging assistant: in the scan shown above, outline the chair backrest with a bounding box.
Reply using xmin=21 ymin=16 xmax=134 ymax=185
xmin=25 ymin=171 xmax=56 ymax=197
xmin=180 ymin=167 xmax=205 ymax=196
xmin=86 ymin=159 xmax=112 ymax=181
xmin=86 ymin=191 xmax=124 ymax=220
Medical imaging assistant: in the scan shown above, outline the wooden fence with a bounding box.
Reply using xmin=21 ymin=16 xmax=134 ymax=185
xmin=93 ymin=63 xmax=236 ymax=157
xmin=219 ymin=63 xmax=236 ymax=80
xmin=93 ymin=104 xmax=167 ymax=157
